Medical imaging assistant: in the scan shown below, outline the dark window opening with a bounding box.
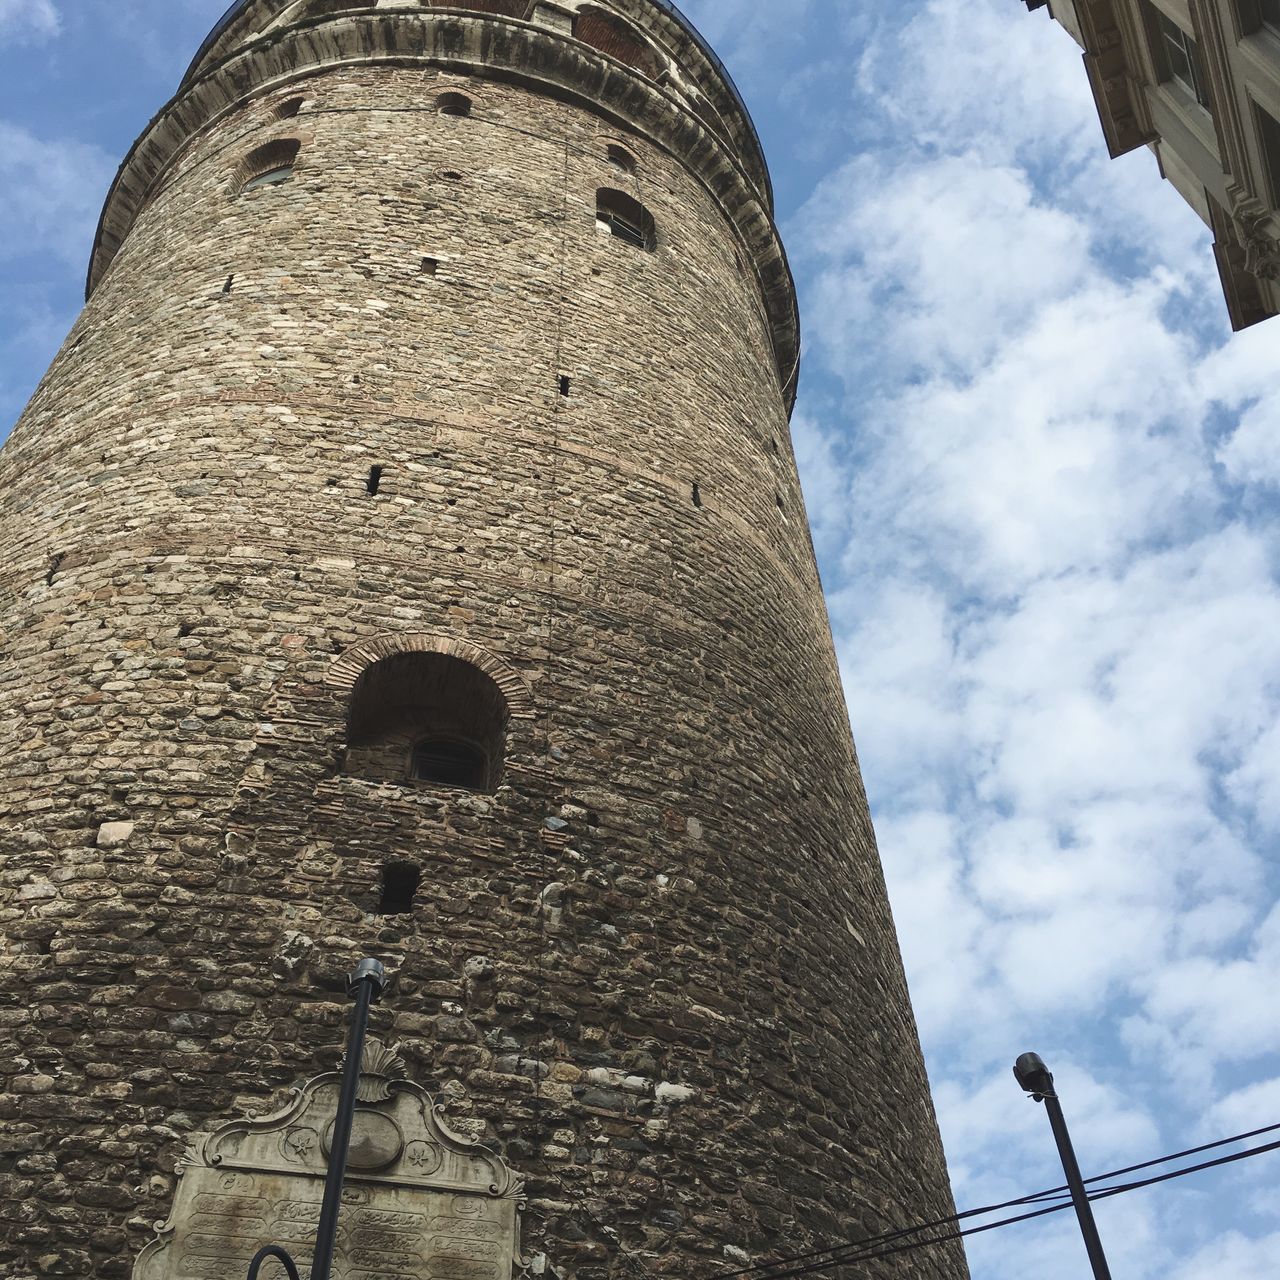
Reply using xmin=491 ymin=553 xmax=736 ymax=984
xmin=559 ymin=375 xmax=571 ymax=396
xmin=378 ymin=862 xmax=421 ymax=915
xmin=776 ymin=493 xmax=786 ymax=511
xmin=437 ymin=92 xmax=472 ymax=117
xmin=238 ymin=138 xmax=302 ymax=193
xmin=222 ymin=274 xmax=235 ymax=293
xmin=597 ymin=188 xmax=656 ymax=251
xmin=440 ymin=169 xmax=464 ymax=181
xmin=275 ymin=97 xmax=304 ymax=120
xmin=367 ymin=465 xmax=384 ymax=496
xmin=421 ymin=256 xmax=439 ymax=275
xmin=411 ymin=738 xmax=488 ymax=788
xmin=46 ymin=553 xmax=64 ymax=586
xmin=1240 ymin=0 xmax=1280 ymax=33
xmin=692 ymin=482 xmax=703 ymax=508
xmin=606 ymin=143 xmax=637 ymax=173
xmin=1256 ymin=100 xmax=1280 ymax=206
xmin=344 ymin=650 xmax=510 ymax=792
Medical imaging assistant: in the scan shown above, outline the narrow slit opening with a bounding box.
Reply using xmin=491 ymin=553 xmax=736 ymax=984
xmin=367 ymin=465 xmax=384 ymax=496
xmin=378 ymin=862 xmax=421 ymax=915
xmin=692 ymin=483 xmax=703 ymax=508
xmin=559 ymin=375 xmax=571 ymax=397
xmin=222 ymin=274 xmax=235 ymax=294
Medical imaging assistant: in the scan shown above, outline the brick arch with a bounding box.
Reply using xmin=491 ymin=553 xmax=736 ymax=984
xmin=327 ymin=633 xmax=535 ymax=718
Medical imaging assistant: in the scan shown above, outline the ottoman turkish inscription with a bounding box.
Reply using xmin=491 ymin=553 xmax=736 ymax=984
xmin=133 ymin=1040 xmax=523 ymax=1280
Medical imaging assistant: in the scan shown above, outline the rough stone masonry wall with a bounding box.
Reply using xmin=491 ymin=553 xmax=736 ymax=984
xmin=0 ymin=44 xmax=967 ymax=1280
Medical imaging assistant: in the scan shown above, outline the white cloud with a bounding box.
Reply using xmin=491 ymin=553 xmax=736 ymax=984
xmin=0 ymin=0 xmax=59 ymax=44
xmin=1169 ymin=1231 xmax=1280 ymax=1279
xmin=0 ymin=122 xmax=114 ymax=267
xmin=783 ymin=0 xmax=1280 ymax=1272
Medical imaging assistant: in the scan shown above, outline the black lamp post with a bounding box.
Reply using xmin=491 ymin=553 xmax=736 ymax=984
xmin=1014 ymin=1052 xmax=1113 ymax=1280
xmin=247 ymin=958 xmax=388 ymax=1280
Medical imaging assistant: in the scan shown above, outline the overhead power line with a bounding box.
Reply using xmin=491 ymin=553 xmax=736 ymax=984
xmin=743 ymin=1135 xmax=1280 ymax=1280
xmin=720 ymin=1121 xmax=1280 ymax=1280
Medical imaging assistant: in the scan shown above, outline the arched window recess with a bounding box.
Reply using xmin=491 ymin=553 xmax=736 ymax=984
xmin=597 ymin=188 xmax=656 ymax=251
xmin=238 ymin=138 xmax=301 ymax=193
xmin=343 ymin=650 xmax=509 ymax=792
xmin=437 ymin=91 xmax=473 ymax=117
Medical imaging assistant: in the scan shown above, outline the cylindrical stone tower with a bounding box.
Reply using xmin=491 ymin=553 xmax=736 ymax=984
xmin=0 ymin=3 xmax=967 ymax=1278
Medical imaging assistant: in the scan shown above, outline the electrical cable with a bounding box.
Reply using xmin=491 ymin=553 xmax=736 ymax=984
xmin=741 ymin=1134 xmax=1280 ymax=1280
xmin=720 ymin=1120 xmax=1280 ymax=1280
xmin=760 ymin=1136 xmax=1280 ymax=1280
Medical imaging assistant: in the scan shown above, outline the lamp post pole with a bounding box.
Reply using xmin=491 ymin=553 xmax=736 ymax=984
xmin=1013 ymin=1052 xmax=1113 ymax=1280
xmin=247 ymin=957 xmax=388 ymax=1280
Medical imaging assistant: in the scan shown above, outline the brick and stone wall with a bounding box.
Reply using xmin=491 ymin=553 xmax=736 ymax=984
xmin=0 ymin=4 xmax=967 ymax=1278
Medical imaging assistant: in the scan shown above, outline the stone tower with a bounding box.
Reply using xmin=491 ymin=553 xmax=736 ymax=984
xmin=0 ymin=3 xmax=967 ymax=1279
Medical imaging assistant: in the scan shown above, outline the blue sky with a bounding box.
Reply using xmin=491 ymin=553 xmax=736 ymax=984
xmin=4 ymin=1 xmax=1280 ymax=1276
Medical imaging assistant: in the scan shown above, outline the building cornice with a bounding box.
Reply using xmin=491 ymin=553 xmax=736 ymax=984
xmin=85 ymin=10 xmax=800 ymax=407
xmin=184 ymin=0 xmax=773 ymax=208
xmin=1074 ymin=0 xmax=1156 ymax=156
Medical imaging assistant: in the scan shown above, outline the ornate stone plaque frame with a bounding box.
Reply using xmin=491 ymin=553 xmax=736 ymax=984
xmin=134 ymin=1042 xmax=524 ymax=1280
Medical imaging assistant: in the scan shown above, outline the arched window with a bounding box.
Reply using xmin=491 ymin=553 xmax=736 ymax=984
xmin=344 ymin=651 xmax=509 ymax=791
xmin=597 ymin=188 xmax=656 ymax=251
xmin=606 ymin=143 xmax=637 ymax=174
xmin=238 ymin=139 xmax=301 ymax=193
xmin=574 ymin=7 xmax=660 ymax=79
xmin=274 ymin=96 xmax=304 ymax=120
xmin=437 ymin=91 xmax=472 ymax=117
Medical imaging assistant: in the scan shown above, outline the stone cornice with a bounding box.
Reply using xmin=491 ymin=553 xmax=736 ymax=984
xmin=87 ymin=10 xmax=800 ymax=408
xmin=184 ymin=0 xmax=772 ymax=207
xmin=1075 ymin=0 xmax=1155 ymax=157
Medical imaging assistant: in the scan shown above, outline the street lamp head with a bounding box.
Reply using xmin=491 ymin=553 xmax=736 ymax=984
xmin=347 ymin=957 xmax=388 ymax=1003
xmin=1013 ymin=1051 xmax=1056 ymax=1100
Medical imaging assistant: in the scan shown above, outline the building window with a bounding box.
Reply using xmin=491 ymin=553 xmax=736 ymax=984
xmin=1241 ymin=0 xmax=1280 ymax=33
xmin=606 ymin=143 xmax=637 ymax=174
xmin=378 ymin=862 xmax=421 ymax=915
xmin=274 ymin=97 xmax=304 ymax=120
xmin=410 ymin=738 xmax=488 ymax=788
xmin=238 ymin=139 xmax=302 ymax=193
xmin=596 ymin=188 xmax=656 ymax=250
xmin=1256 ymin=100 xmax=1280 ymax=205
xmin=344 ymin=650 xmax=509 ymax=791
xmin=1147 ymin=6 xmax=1212 ymax=110
xmin=437 ymin=91 xmax=472 ymax=117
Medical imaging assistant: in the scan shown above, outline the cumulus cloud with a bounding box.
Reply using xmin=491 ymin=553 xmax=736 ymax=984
xmin=0 ymin=123 xmax=115 ymax=267
xmin=781 ymin=0 xmax=1280 ymax=1273
xmin=0 ymin=0 xmax=59 ymax=44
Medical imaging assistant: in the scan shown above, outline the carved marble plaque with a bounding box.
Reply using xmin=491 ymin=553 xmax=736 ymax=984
xmin=134 ymin=1041 xmax=523 ymax=1280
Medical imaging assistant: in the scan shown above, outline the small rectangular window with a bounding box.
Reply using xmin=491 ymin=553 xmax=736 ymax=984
xmin=1256 ymin=100 xmax=1280 ymax=206
xmin=1150 ymin=7 xmax=1212 ymax=111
